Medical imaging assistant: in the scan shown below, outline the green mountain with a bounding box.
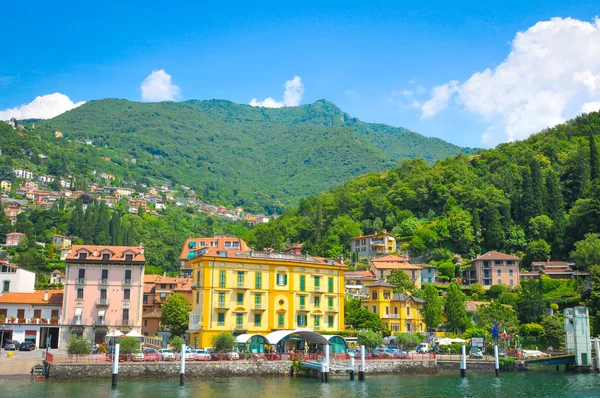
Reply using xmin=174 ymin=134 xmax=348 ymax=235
xmin=247 ymin=111 xmax=600 ymax=266
xmin=31 ymin=99 xmax=476 ymax=212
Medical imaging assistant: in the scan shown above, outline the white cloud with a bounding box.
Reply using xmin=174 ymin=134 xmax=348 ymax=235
xmin=581 ymin=101 xmax=600 ymax=113
xmin=420 ymin=17 xmax=600 ymax=144
xmin=141 ymin=69 xmax=180 ymax=102
xmin=0 ymin=93 xmax=84 ymax=120
xmin=250 ymin=76 xmax=304 ymax=108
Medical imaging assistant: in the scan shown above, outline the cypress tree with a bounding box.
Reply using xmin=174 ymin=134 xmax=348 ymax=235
xmin=68 ymin=201 xmax=84 ymax=237
xmin=520 ymin=166 xmax=540 ymax=224
xmin=591 ymin=132 xmax=599 ymax=181
xmin=530 ymin=160 xmax=546 ymax=215
xmin=545 ymin=170 xmax=566 ymax=223
xmin=482 ymin=205 xmax=505 ymax=250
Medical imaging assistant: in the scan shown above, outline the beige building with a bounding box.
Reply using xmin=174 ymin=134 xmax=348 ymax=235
xmin=465 ymin=251 xmax=520 ymax=288
xmin=369 ymin=254 xmax=422 ymax=289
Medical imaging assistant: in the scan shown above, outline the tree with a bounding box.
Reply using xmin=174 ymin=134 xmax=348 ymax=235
xmin=591 ymin=132 xmax=599 ymax=181
xmin=444 ymin=283 xmax=468 ymax=333
xmin=67 ymin=337 xmax=91 ymax=355
xmin=119 ymin=336 xmax=140 ymax=354
xmin=523 ymin=239 xmax=551 ymax=268
xmin=437 ymin=261 xmax=456 ymax=280
xmin=357 ymin=329 xmax=384 ymax=349
xmin=470 ymin=283 xmax=485 ymax=297
xmin=474 ymin=301 xmax=519 ymax=333
xmin=485 ymin=284 xmax=510 ymax=300
xmin=528 ymin=215 xmax=554 ymax=241
xmin=482 ymin=206 xmax=505 ymax=250
xmin=582 ymin=265 xmax=600 ymax=334
xmin=211 ymin=332 xmax=236 ymax=353
xmin=168 ymin=336 xmax=186 ymax=353
xmin=346 ymin=308 xmax=388 ymax=333
xmin=570 ymin=233 xmax=600 ymax=271
xmin=541 ymin=316 xmax=564 ymax=348
xmin=160 ymin=293 xmax=192 ymax=337
xmin=422 ymin=285 xmax=443 ymax=332
xmin=517 ymin=280 xmax=545 ymax=324
xmin=393 ymin=332 xmax=422 ymax=350
xmin=386 ymin=269 xmax=415 ymax=293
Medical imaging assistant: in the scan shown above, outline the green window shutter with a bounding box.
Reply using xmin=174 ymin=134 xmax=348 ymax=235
xmin=300 ymin=295 xmax=305 ymax=306
xmin=278 ymin=314 xmax=284 ymax=326
xmin=238 ymin=271 xmax=244 ymax=284
xmin=218 ymin=312 xmax=224 ymax=324
xmin=315 ymin=296 xmax=320 ymax=307
xmin=219 ymin=292 xmax=225 ymax=304
xmin=236 ymin=313 xmax=243 ymax=326
xmin=328 ymin=297 xmax=333 ymax=308
xmin=255 ymin=272 xmax=261 ymax=289
xmin=237 ymin=293 xmax=243 ymax=304
xmin=328 ymin=277 xmax=334 ymax=293
xmin=220 ymin=270 xmax=226 ymax=287
xmin=255 ymin=294 xmax=261 ymax=305
xmin=254 ymin=313 xmax=261 ymax=326
xmin=300 ymin=275 xmax=305 ymax=291
xmin=314 ymin=276 xmax=320 ymax=287
xmin=315 ymin=316 xmax=320 ymax=327
xmin=328 ymin=315 xmax=334 ymax=327
xmin=284 ymin=274 xmax=288 ymax=285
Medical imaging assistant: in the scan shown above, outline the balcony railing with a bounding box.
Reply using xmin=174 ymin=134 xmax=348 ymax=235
xmin=120 ymin=319 xmax=130 ymax=326
xmin=71 ymin=317 xmax=84 ymax=325
xmin=94 ymin=319 xmax=106 ymax=326
xmin=236 ymin=282 xmax=247 ymax=289
xmin=96 ymin=298 xmax=110 ymax=306
xmin=76 ymin=278 xmax=86 ymax=284
xmin=314 ymin=325 xmax=321 ymax=331
xmin=314 ymin=285 xmax=322 ymax=292
xmin=327 ymin=306 xmax=337 ymax=312
xmin=233 ymin=324 xmax=247 ymax=331
xmin=384 ymin=314 xmax=400 ymax=319
xmin=188 ymin=312 xmax=202 ymax=331
xmin=216 ymin=301 xmax=229 ymax=309
xmin=99 ymin=279 xmax=109 ymax=285
xmin=253 ymin=303 xmax=264 ymax=311
xmin=123 ymin=279 xmax=132 ymax=286
xmin=297 ymin=305 xmax=309 ymax=312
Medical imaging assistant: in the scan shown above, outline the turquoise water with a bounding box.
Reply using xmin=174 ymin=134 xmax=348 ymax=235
xmin=2 ymin=371 xmax=600 ymax=397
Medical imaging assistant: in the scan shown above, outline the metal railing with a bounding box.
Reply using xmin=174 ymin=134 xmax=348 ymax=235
xmin=253 ymin=303 xmax=264 ymax=310
xmin=76 ymin=278 xmax=86 ymax=284
xmin=123 ymin=279 xmax=132 ymax=286
xmin=216 ymin=301 xmax=228 ymax=309
xmin=99 ymin=279 xmax=109 ymax=285
xmin=96 ymin=298 xmax=110 ymax=306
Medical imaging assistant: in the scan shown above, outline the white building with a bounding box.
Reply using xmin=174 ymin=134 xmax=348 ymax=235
xmin=0 ymin=290 xmax=63 ymax=348
xmin=12 ymin=168 xmax=34 ymax=180
xmin=50 ymin=270 xmax=65 ymax=284
xmin=0 ymin=262 xmax=36 ymax=294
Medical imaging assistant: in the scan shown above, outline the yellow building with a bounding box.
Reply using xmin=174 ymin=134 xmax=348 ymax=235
xmin=0 ymin=180 xmax=11 ymax=192
xmin=187 ymin=248 xmax=346 ymax=349
xmin=361 ymin=280 xmax=425 ymax=334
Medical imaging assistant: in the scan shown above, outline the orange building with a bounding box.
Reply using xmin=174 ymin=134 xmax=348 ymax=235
xmin=142 ymin=274 xmax=192 ymax=336
xmin=179 ymin=234 xmax=251 ymax=277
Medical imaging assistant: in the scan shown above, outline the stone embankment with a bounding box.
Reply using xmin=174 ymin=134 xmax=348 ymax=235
xmin=46 ymin=359 xmax=498 ymax=380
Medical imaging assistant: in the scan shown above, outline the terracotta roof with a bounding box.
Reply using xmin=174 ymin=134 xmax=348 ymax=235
xmin=6 ymin=232 xmax=25 ymax=236
xmin=350 ymin=231 xmax=393 ymax=240
xmin=465 ymin=301 xmax=512 ymax=313
xmin=0 ymin=290 xmax=63 ymax=305
xmin=371 ymin=261 xmax=423 ymax=270
xmin=180 ymin=236 xmax=251 ymax=260
xmin=532 ymin=261 xmax=571 ymax=267
xmin=370 ymin=254 xmax=409 ymax=263
xmin=50 ymin=269 xmax=64 ymax=275
xmin=344 ymin=270 xmax=376 ymax=279
xmin=471 ymin=251 xmax=520 ymax=262
xmin=66 ymin=244 xmax=145 ymax=262
xmin=144 ymin=274 xmax=161 ymax=283
xmin=142 ymin=310 xmax=162 ymax=318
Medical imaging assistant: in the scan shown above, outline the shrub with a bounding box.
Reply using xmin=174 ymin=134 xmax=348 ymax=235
xmin=67 ymin=337 xmax=91 ymax=355
xmin=357 ymin=330 xmax=384 ymax=349
xmin=520 ymin=323 xmax=545 ymax=337
xmin=211 ymin=332 xmax=236 ymax=353
xmin=169 ymin=336 xmax=186 ymax=353
xmin=393 ymin=332 xmax=422 ymax=350
xmin=499 ymin=357 xmax=517 ymax=370
xmin=118 ymin=337 xmax=141 ymax=354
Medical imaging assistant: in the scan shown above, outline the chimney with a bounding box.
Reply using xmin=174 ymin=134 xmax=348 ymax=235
xmin=163 ymin=272 xmax=166 ymax=277
xmin=43 ymin=290 xmax=48 ymax=302
xmin=138 ymin=242 xmax=144 ymax=255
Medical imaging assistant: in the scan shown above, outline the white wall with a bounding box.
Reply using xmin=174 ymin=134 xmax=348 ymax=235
xmin=0 ymin=268 xmax=36 ymax=294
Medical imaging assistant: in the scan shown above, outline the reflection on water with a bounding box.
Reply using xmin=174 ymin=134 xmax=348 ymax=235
xmin=3 ymin=371 xmax=600 ymax=398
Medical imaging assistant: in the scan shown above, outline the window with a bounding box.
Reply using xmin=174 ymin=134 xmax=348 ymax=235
xmin=383 ymin=290 xmax=390 ymax=300
xmin=78 ymin=268 xmax=85 ymax=282
xmin=372 ymin=306 xmax=376 ymax=312
xmin=254 ymin=313 xmax=261 ymax=326
xmin=314 ymin=315 xmax=320 ymax=328
xmin=299 ymin=275 xmax=306 ymax=291
xmin=34 ymin=309 xmax=41 ymax=319
xmin=101 ymin=269 xmax=108 ymax=281
xmin=372 ymin=291 xmax=378 ymax=300
xmin=255 ymin=272 xmax=262 ymax=289
xmin=497 ymin=269 xmax=502 ymax=276
xmin=102 ymin=253 xmax=110 ymax=261
xmin=17 ymin=309 xmax=25 ymax=319
xmin=236 ymin=313 xmax=243 ymax=327
xmin=328 ymin=277 xmax=334 ymax=293
xmin=218 ymin=312 xmax=225 ymax=325
xmin=143 ymin=294 xmax=148 ymax=304
xmin=407 ymin=306 xmax=410 ymax=317
xmin=124 ymin=270 xmax=132 ymax=283
xmin=125 ymin=254 xmax=134 ymax=261
xmin=101 ymin=289 xmax=107 ymax=299
xmin=314 ymin=276 xmax=320 ymax=289
xmin=385 ymin=306 xmax=389 ymax=315
xmin=510 ymin=280 xmax=514 ymax=286
xmin=483 ymin=261 xmax=489 ymax=268
xmin=394 ymin=306 xmax=398 ymax=315
xmin=484 ymin=280 xmax=491 ymax=286
xmin=299 ymin=295 xmax=306 ymax=306
xmin=160 ymin=292 xmax=166 ymax=299
xmin=509 ymin=270 xmax=514 ymax=277
xmin=406 ymin=323 xmax=411 ymax=332
xmin=218 ymin=292 xmax=225 ymax=305
xmin=122 ymin=308 xmax=129 ymax=322
xmin=328 ymin=315 xmax=334 ymax=327
xmin=196 ymin=292 xmax=200 ymax=304
xmin=255 ymin=294 xmax=261 ymax=307
xmin=495 ymin=261 xmax=502 ymax=266
xmin=219 ymin=270 xmax=226 ymax=288
xmin=77 ymin=288 xmax=84 ymax=299
xmin=161 ymin=284 xmax=166 ymax=289
xmin=124 ymin=289 xmax=131 ymax=300
xmin=507 ymin=261 xmax=514 ymax=266
xmin=237 ymin=293 xmax=244 ymax=305
xmin=278 ymin=313 xmax=285 ymax=327
xmin=170 ymin=284 xmax=174 ymax=289
xmin=237 ymin=271 xmax=244 ymax=287
xmin=277 ymin=273 xmax=288 ymax=286
xmin=296 ymin=315 xmax=307 ymax=326
xmin=144 ymin=320 xmax=148 ymax=327
xmin=2 ymin=280 xmax=9 ymax=292
xmin=314 ymin=296 xmax=320 ymax=307
xmin=78 ymin=252 xmax=88 ymax=260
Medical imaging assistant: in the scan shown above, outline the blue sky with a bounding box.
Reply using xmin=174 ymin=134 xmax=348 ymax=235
xmin=1 ymin=1 xmax=599 ymax=147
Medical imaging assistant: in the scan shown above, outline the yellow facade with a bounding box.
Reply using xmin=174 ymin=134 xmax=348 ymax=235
xmin=361 ymin=281 xmax=425 ymax=334
xmin=187 ymin=251 xmax=346 ymax=349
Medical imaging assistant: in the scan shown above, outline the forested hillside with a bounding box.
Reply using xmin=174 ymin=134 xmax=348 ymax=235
xmin=248 ymin=111 xmax=600 ymax=267
xmin=32 ymin=99 xmax=475 ymax=212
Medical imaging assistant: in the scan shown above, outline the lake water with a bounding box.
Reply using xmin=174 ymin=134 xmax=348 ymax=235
xmin=2 ymin=370 xmax=600 ymax=397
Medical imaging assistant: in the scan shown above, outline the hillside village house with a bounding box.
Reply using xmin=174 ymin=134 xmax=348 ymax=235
xmin=0 ymin=180 xmax=11 ymax=191
xmin=50 ymin=269 xmax=65 ymax=284
xmin=1 ymin=261 xmax=35 ymax=294
xmin=350 ymin=230 xmax=397 ymax=258
xmin=12 ymin=168 xmax=34 ymax=180
xmin=370 ymin=254 xmax=423 ymax=289
xmin=53 ymin=234 xmax=72 ymax=249
xmin=420 ymin=266 xmax=438 ymax=285
xmin=61 ymin=244 xmax=146 ymax=345
xmin=142 ymin=275 xmax=192 ymax=337
xmin=520 ymin=261 xmax=590 ymax=281
xmin=186 ymin=242 xmax=346 ymax=349
xmin=3 ymin=202 xmax=23 ymax=225
xmin=179 ymin=234 xmax=251 ymax=277
xmin=361 ymin=280 xmax=425 ymax=333
xmin=344 ymin=270 xmax=377 ymax=298
xmin=5 ymin=232 xmax=26 ymax=246
xmin=0 ymin=290 xmax=63 ymax=349
xmin=463 ymin=251 xmax=520 ymax=287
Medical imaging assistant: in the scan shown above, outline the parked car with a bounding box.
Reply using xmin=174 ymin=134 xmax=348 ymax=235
xmin=4 ymin=340 xmax=20 ymax=351
xmin=416 ymin=343 xmax=430 ymax=353
xmin=131 ymin=351 xmax=145 ymax=362
xmin=371 ymin=348 xmax=393 ymax=358
xmin=159 ymin=349 xmax=175 ymax=361
xmin=19 ymin=341 xmax=36 ymax=351
xmin=469 ymin=347 xmax=484 ymax=359
xmin=498 ymin=348 xmax=506 ymax=358
xmin=176 ymin=347 xmax=195 ymax=360
xmin=390 ymin=348 xmax=406 ymax=358
xmin=347 ymin=349 xmax=357 ymax=357
xmin=522 ymin=350 xmax=546 ymax=359
xmin=193 ymin=349 xmax=211 ymax=361
xmin=226 ymin=351 xmax=239 ymax=360
xmin=143 ymin=348 xmax=160 ymax=362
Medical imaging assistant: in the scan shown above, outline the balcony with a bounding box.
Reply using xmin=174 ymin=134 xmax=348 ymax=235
xmin=120 ymin=319 xmax=130 ymax=326
xmin=233 ymin=324 xmax=247 ymax=332
xmin=188 ymin=312 xmax=202 ymax=331
xmin=216 ymin=301 xmax=229 ymax=310
xmin=326 ymin=306 xmax=338 ymax=313
xmin=314 ymin=325 xmax=321 ymax=331
xmin=71 ymin=317 xmax=84 ymax=325
xmin=99 ymin=279 xmax=109 ymax=285
xmin=123 ymin=279 xmax=132 ymax=286
xmin=297 ymin=305 xmax=310 ymax=313
xmin=252 ymin=304 xmax=265 ymax=312
xmin=94 ymin=319 xmax=106 ymax=326
xmin=383 ymin=314 xmax=400 ymax=319
xmin=96 ymin=298 xmax=110 ymax=306
xmin=76 ymin=278 xmax=86 ymax=285
xmin=313 ymin=286 xmax=322 ymax=293
xmin=236 ymin=282 xmax=248 ymax=290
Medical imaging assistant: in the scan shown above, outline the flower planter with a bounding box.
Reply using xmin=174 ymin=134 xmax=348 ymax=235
xmin=50 ymin=319 xmax=58 ymax=324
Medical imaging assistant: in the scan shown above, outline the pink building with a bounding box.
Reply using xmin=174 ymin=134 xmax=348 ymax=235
xmin=61 ymin=244 xmax=146 ymax=344
xmin=466 ymin=251 xmax=520 ymax=288
xmin=5 ymin=232 xmax=26 ymax=246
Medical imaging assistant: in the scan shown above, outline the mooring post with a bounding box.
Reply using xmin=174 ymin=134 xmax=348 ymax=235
xmin=460 ymin=344 xmax=466 ymax=378
xmin=494 ymin=345 xmax=499 ymax=377
xmin=321 ymin=344 xmax=329 ymax=383
xmin=359 ymin=345 xmax=366 ymax=381
xmin=112 ymin=343 xmax=120 ymax=389
xmin=180 ymin=344 xmax=186 ymax=386
xmin=349 ymin=352 xmax=355 ymax=380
